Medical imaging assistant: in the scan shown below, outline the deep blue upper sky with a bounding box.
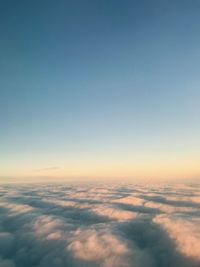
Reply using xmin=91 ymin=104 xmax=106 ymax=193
xmin=1 ymin=0 xmax=200 ymax=180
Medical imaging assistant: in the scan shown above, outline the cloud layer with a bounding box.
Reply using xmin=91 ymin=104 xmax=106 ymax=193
xmin=0 ymin=182 xmax=200 ymax=267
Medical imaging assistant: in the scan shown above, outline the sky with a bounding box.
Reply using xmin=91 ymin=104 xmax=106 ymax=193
xmin=0 ymin=0 xmax=200 ymax=182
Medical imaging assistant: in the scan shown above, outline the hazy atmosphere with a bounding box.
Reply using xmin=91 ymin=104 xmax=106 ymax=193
xmin=1 ymin=0 xmax=200 ymax=182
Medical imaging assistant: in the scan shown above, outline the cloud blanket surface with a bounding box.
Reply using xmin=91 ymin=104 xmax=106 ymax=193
xmin=0 ymin=182 xmax=200 ymax=267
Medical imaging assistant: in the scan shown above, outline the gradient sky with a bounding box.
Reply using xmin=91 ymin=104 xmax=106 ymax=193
xmin=1 ymin=0 xmax=200 ymax=182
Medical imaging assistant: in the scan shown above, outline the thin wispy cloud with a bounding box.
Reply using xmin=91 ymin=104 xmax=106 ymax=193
xmin=35 ymin=167 xmax=61 ymax=172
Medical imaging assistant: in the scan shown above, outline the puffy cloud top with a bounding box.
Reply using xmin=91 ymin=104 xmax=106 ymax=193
xmin=0 ymin=182 xmax=199 ymax=267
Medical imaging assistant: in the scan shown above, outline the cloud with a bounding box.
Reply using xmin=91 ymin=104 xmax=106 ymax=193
xmin=91 ymin=205 xmax=138 ymax=221
xmin=0 ymin=182 xmax=199 ymax=267
xmin=0 ymin=202 xmax=35 ymax=215
xmin=67 ymin=228 xmax=130 ymax=267
xmin=0 ymin=257 xmax=15 ymax=267
xmin=144 ymin=201 xmax=198 ymax=214
xmin=153 ymin=215 xmax=200 ymax=262
xmin=33 ymin=215 xmax=67 ymax=239
xmin=0 ymin=232 xmax=15 ymax=256
xmin=113 ymin=196 xmax=145 ymax=206
xmin=35 ymin=167 xmax=60 ymax=172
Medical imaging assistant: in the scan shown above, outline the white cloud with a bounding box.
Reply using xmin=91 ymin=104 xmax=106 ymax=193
xmin=67 ymin=228 xmax=145 ymax=267
xmin=0 ymin=202 xmax=35 ymax=215
xmin=0 ymin=182 xmax=199 ymax=267
xmin=153 ymin=215 xmax=200 ymax=262
xmin=144 ymin=201 xmax=197 ymax=214
xmin=91 ymin=205 xmax=138 ymax=221
xmin=113 ymin=196 xmax=145 ymax=206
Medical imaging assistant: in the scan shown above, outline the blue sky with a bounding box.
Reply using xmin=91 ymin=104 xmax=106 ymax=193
xmin=1 ymin=0 xmax=200 ymax=181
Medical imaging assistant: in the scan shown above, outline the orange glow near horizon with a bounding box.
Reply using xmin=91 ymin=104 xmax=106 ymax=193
xmin=1 ymin=153 xmax=200 ymax=183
